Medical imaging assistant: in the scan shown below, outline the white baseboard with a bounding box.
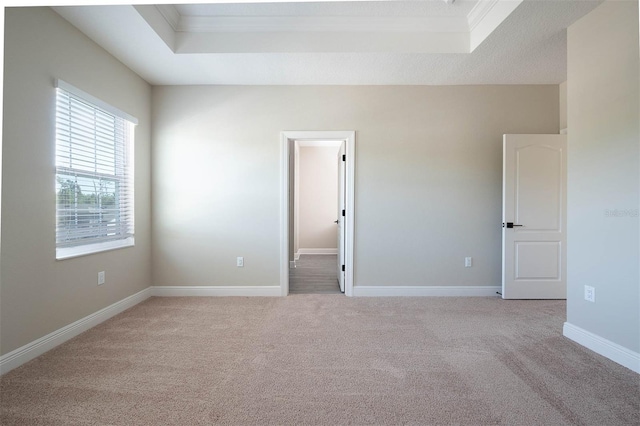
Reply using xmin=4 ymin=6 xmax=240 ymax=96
xmin=353 ymin=286 xmax=501 ymax=297
xmin=0 ymin=287 xmax=152 ymax=375
xmin=297 ymin=248 xmax=337 ymax=255
xmin=150 ymin=286 xmax=282 ymax=297
xmin=289 ymin=261 xmax=296 ymax=269
xmin=563 ymin=322 xmax=640 ymax=374
xmin=294 ymin=252 xmax=301 ymax=260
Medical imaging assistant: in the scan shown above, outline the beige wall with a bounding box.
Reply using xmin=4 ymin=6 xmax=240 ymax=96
xmin=298 ymin=146 xmax=340 ymax=250
xmin=151 ymin=85 xmax=558 ymax=288
xmin=1 ymin=8 xmax=152 ymax=355
xmin=567 ymin=0 xmax=639 ymax=352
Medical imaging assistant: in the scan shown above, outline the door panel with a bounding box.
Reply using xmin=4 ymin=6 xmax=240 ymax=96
xmin=515 ymin=242 xmax=561 ymax=279
xmin=502 ymin=134 xmax=567 ymax=299
xmin=516 ymin=146 xmax=562 ymax=230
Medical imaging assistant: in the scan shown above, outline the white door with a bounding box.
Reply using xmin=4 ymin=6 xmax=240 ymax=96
xmin=337 ymin=141 xmax=346 ymax=292
xmin=502 ymin=134 xmax=567 ymax=299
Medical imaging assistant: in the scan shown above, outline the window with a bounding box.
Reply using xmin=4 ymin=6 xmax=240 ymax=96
xmin=55 ymin=80 xmax=137 ymax=259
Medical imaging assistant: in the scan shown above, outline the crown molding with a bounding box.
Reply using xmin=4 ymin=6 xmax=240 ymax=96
xmin=468 ymin=0 xmax=523 ymax=51
xmin=467 ymin=0 xmax=500 ymax=32
xmin=156 ymin=4 xmax=180 ymax=32
xmin=159 ymin=0 xmax=514 ymax=34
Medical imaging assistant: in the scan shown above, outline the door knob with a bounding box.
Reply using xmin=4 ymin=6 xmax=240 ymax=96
xmin=503 ymin=222 xmax=524 ymax=228
xmin=334 ymin=220 xmax=339 ymax=224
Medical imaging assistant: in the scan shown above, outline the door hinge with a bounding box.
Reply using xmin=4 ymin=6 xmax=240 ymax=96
xmin=342 ymin=209 xmax=345 ymax=216
xmin=342 ymin=154 xmax=346 ymax=161
xmin=341 ymin=265 xmax=345 ymax=272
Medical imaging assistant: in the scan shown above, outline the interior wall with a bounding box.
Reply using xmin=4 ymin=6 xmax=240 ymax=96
xmin=566 ymin=0 xmax=640 ymax=352
xmin=297 ymin=145 xmax=340 ymax=251
xmin=1 ymin=7 xmax=152 ymax=355
xmin=151 ymin=85 xmax=558 ymax=289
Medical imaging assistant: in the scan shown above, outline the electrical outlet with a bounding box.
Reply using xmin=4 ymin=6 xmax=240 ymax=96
xmin=584 ymin=285 xmax=595 ymax=302
xmin=465 ymin=257 xmax=473 ymax=267
xmin=98 ymin=271 xmax=105 ymax=286
xmin=237 ymin=257 xmax=244 ymax=267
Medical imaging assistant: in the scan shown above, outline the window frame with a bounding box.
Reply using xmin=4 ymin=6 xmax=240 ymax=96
xmin=54 ymin=80 xmax=137 ymax=260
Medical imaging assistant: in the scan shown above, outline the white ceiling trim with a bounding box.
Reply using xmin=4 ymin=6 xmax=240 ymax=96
xmin=148 ymin=0 xmax=521 ymax=54
xmin=467 ymin=0 xmax=499 ymax=31
xmin=157 ymin=1 xmax=497 ymax=34
xmin=156 ymin=4 xmax=180 ymax=31
xmin=468 ymin=0 xmax=522 ymax=51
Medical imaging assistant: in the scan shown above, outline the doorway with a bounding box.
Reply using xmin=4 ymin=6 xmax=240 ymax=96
xmin=280 ymin=131 xmax=355 ymax=297
xmin=291 ymin=140 xmax=342 ymax=294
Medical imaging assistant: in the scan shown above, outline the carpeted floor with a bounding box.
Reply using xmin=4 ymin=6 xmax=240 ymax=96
xmin=290 ymin=255 xmax=341 ymax=294
xmin=1 ymin=296 xmax=638 ymax=425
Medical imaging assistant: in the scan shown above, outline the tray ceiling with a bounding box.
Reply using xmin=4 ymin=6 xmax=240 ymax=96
xmin=52 ymin=0 xmax=603 ymax=85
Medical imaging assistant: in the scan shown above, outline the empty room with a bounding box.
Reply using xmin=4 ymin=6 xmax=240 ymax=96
xmin=1 ymin=0 xmax=639 ymax=424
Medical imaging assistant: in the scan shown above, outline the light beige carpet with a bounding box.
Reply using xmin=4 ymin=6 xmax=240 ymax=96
xmin=1 ymin=296 xmax=638 ymax=425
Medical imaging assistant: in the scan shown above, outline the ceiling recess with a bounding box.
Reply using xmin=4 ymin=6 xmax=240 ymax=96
xmin=139 ymin=0 xmax=522 ymax=54
xmin=51 ymin=1 xmax=603 ymax=86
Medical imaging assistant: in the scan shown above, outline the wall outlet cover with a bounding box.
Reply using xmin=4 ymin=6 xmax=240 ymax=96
xmin=584 ymin=285 xmax=595 ymax=302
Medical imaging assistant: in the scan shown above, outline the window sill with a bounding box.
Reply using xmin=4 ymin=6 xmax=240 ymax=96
xmin=56 ymin=238 xmax=135 ymax=260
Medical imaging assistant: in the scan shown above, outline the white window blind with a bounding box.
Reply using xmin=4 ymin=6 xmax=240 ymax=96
xmin=55 ymin=80 xmax=136 ymax=259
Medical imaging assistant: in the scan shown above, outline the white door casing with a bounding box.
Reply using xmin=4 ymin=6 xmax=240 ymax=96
xmin=502 ymin=134 xmax=567 ymax=299
xmin=280 ymin=131 xmax=356 ymax=297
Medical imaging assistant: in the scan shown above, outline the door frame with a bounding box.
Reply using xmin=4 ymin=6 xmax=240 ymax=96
xmin=280 ymin=131 xmax=356 ymax=297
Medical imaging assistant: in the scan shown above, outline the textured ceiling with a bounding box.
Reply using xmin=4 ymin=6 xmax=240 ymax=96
xmin=53 ymin=0 xmax=603 ymax=86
